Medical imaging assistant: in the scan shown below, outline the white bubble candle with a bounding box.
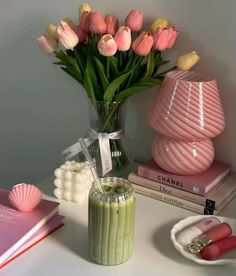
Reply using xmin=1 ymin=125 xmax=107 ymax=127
xmin=53 ymin=160 xmax=94 ymax=203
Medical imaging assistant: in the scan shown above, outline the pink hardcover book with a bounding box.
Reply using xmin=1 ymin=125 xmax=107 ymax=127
xmin=0 ymin=189 xmax=59 ymax=264
xmin=1 ymin=214 xmax=64 ymax=268
xmin=137 ymin=160 xmax=230 ymax=196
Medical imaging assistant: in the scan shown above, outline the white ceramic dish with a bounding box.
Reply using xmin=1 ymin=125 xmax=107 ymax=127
xmin=170 ymin=215 xmax=236 ymax=265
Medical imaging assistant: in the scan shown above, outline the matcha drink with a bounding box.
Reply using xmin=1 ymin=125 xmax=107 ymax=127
xmin=88 ymin=177 xmax=135 ymax=265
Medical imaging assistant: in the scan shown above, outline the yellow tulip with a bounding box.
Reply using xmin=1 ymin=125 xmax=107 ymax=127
xmin=150 ymin=17 xmax=169 ymax=33
xmin=63 ymin=17 xmax=75 ymax=27
xmin=177 ymin=51 xmax=200 ymax=71
xmin=46 ymin=24 xmax=58 ymax=40
xmin=79 ymin=2 xmax=91 ymax=20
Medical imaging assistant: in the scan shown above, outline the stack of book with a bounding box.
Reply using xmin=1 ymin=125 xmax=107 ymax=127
xmin=0 ymin=188 xmax=64 ymax=268
xmin=128 ymin=159 xmax=236 ymax=215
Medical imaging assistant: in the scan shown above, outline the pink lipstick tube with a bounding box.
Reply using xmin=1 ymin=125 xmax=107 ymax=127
xmin=188 ymin=223 xmax=232 ymax=254
xmin=201 ymin=235 xmax=236 ymax=260
xmin=177 ymin=217 xmax=221 ymax=247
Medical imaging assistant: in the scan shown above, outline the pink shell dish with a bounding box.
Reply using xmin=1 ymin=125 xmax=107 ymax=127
xmin=8 ymin=183 xmax=42 ymax=212
xmin=149 ymin=70 xmax=225 ymax=175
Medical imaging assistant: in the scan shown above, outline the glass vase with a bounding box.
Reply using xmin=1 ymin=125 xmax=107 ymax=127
xmin=87 ymin=100 xmax=128 ymax=177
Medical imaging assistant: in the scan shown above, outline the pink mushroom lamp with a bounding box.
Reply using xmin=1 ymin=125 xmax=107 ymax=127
xmin=148 ymin=70 xmax=225 ymax=175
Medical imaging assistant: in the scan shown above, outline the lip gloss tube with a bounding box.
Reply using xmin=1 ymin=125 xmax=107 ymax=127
xmin=188 ymin=223 xmax=232 ymax=254
xmin=177 ymin=217 xmax=221 ymax=247
xmin=201 ymin=235 xmax=236 ymax=260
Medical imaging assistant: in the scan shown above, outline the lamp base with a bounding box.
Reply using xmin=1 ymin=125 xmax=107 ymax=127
xmin=152 ymin=135 xmax=214 ymax=175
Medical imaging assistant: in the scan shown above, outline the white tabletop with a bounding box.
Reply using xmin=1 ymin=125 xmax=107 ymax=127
xmin=1 ymin=176 xmax=236 ymax=276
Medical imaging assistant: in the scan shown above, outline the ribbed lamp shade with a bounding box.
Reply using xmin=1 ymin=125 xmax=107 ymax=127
xmin=149 ymin=70 xmax=225 ymax=140
xmin=148 ymin=70 xmax=225 ymax=175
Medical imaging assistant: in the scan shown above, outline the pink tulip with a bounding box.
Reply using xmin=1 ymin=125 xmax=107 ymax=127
xmin=153 ymin=28 xmax=169 ymax=51
xmin=105 ymin=15 xmax=119 ymax=36
xmin=37 ymin=34 xmax=58 ymax=54
xmin=114 ymin=26 xmax=131 ymax=51
xmin=90 ymin=11 xmax=106 ymax=34
xmin=132 ymin=32 xmax=153 ymax=56
xmin=57 ymin=21 xmax=79 ymax=49
xmin=125 ymin=9 xmax=143 ymax=32
xmin=153 ymin=27 xmax=178 ymax=51
xmin=80 ymin=11 xmax=91 ymax=32
xmin=167 ymin=27 xmax=178 ymax=48
xmin=72 ymin=25 xmax=88 ymax=43
xmin=98 ymin=34 xmax=117 ymax=56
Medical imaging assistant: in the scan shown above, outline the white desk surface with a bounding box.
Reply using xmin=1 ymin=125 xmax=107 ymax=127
xmin=1 ymin=176 xmax=236 ymax=276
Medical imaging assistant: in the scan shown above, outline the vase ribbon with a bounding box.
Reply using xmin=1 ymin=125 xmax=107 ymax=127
xmin=61 ymin=129 xmax=124 ymax=176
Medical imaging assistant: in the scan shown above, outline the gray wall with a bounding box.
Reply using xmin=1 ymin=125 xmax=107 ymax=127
xmin=1 ymin=0 xmax=236 ymax=188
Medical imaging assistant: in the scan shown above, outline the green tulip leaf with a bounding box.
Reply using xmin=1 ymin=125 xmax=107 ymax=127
xmin=55 ymin=51 xmax=76 ymax=66
xmin=84 ymin=68 xmax=95 ymax=101
xmin=114 ymin=85 xmax=152 ymax=101
xmin=145 ymin=51 xmax=155 ymax=78
xmin=73 ymin=48 xmax=86 ymax=78
xmin=103 ymin=71 xmax=132 ymax=101
xmin=140 ymin=78 xmax=162 ymax=85
xmin=84 ymin=52 xmax=98 ymax=102
xmin=54 ymin=61 xmax=65 ymax=65
xmin=61 ymin=66 xmax=83 ymax=84
xmin=94 ymin=57 xmax=109 ymax=91
xmin=109 ymin=56 xmax=118 ymax=67
xmin=153 ymin=60 xmax=170 ymax=75
xmin=125 ymin=53 xmax=135 ymax=70
xmin=154 ymin=51 xmax=161 ymax=63
xmin=114 ymin=79 xmax=161 ymax=101
xmin=109 ymin=56 xmax=119 ymax=78
xmin=122 ymin=55 xmax=143 ymax=89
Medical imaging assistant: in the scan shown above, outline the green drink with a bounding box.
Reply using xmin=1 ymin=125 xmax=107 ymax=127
xmin=88 ymin=177 xmax=135 ymax=265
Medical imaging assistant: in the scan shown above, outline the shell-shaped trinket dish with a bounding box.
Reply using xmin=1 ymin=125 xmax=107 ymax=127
xmin=171 ymin=215 xmax=236 ymax=265
xmin=8 ymin=183 xmax=42 ymax=212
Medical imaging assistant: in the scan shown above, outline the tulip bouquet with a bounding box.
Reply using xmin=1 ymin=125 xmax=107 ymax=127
xmin=37 ymin=2 xmax=199 ymax=176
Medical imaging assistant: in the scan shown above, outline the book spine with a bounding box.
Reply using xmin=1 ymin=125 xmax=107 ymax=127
xmin=132 ymin=183 xmax=217 ymax=215
xmin=137 ymin=166 xmax=205 ymax=195
xmin=128 ymin=174 xmax=214 ymax=208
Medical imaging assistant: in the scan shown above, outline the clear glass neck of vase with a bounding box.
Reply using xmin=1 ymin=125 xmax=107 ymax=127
xmin=88 ymin=100 xmax=124 ymax=134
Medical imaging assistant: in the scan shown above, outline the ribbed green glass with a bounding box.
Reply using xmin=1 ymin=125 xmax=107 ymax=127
xmin=88 ymin=177 xmax=135 ymax=265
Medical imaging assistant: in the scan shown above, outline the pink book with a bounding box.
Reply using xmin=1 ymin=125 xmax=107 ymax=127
xmin=137 ymin=160 xmax=230 ymax=196
xmin=0 ymin=189 xmax=59 ymax=264
xmin=1 ymin=214 xmax=64 ymax=268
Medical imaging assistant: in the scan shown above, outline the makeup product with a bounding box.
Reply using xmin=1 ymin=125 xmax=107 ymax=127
xmin=201 ymin=235 xmax=236 ymax=260
xmin=177 ymin=217 xmax=221 ymax=247
xmin=188 ymin=223 xmax=232 ymax=253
